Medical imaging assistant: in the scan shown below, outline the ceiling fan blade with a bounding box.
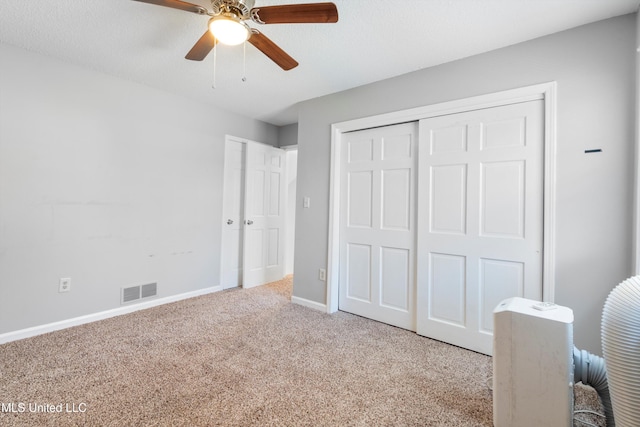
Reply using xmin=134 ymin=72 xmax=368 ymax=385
xmin=248 ymin=30 xmax=298 ymax=71
xmin=132 ymin=0 xmax=208 ymax=15
xmin=250 ymin=2 xmax=338 ymax=24
xmin=185 ymin=31 xmax=218 ymax=61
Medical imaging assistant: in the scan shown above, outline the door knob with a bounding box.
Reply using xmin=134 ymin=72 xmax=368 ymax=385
xmin=227 ymin=219 xmax=233 ymax=225
xmin=246 ymin=220 xmax=254 ymax=225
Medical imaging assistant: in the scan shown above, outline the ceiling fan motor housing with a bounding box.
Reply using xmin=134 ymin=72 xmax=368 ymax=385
xmin=210 ymin=0 xmax=255 ymax=19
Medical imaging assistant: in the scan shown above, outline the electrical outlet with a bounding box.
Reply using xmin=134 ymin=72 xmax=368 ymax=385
xmin=318 ymin=268 xmax=326 ymax=281
xmin=59 ymin=277 xmax=71 ymax=293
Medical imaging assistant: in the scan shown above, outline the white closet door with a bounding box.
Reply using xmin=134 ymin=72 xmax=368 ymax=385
xmin=339 ymin=122 xmax=417 ymax=330
xmin=416 ymin=100 xmax=544 ymax=355
xmin=243 ymin=142 xmax=286 ymax=288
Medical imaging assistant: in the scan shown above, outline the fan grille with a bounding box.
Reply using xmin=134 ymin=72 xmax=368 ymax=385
xmin=210 ymin=0 xmax=255 ymax=19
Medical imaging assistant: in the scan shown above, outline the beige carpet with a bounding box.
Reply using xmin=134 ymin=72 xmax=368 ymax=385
xmin=0 ymin=276 xmax=603 ymax=426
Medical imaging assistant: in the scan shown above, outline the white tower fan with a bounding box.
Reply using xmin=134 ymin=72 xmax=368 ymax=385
xmin=601 ymin=275 xmax=640 ymax=427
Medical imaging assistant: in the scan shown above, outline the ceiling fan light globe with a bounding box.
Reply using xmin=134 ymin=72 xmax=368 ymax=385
xmin=208 ymin=15 xmax=250 ymax=46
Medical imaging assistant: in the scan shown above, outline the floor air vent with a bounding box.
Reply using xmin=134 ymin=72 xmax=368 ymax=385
xmin=121 ymin=283 xmax=157 ymax=304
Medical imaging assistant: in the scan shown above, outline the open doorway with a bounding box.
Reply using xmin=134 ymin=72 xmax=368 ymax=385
xmin=220 ymin=136 xmax=297 ymax=290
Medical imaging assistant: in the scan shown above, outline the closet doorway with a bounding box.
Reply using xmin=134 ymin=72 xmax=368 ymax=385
xmin=328 ymin=83 xmax=557 ymax=355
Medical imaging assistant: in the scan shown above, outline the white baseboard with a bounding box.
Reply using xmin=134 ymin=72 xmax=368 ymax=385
xmin=291 ymin=295 xmax=327 ymax=312
xmin=0 ymin=285 xmax=222 ymax=344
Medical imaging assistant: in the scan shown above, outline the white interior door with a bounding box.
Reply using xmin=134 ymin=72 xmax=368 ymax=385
xmin=243 ymin=142 xmax=286 ymax=288
xmin=221 ymin=139 xmax=245 ymax=290
xmin=416 ymin=100 xmax=544 ymax=355
xmin=338 ymin=122 xmax=417 ymax=330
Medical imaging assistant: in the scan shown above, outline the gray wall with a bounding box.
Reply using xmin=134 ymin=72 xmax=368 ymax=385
xmin=293 ymin=14 xmax=638 ymax=354
xmin=0 ymin=43 xmax=278 ymax=334
xmin=278 ymin=123 xmax=298 ymax=147
xmin=636 ymin=10 xmax=640 ymax=273
xmin=284 ymin=149 xmax=298 ymax=275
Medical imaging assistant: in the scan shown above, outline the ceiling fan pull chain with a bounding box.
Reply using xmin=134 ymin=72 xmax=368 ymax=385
xmin=212 ymin=39 xmax=217 ymax=89
xmin=242 ymin=41 xmax=247 ymax=82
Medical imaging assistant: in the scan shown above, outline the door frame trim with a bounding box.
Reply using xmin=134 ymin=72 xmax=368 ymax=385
xmin=327 ymin=82 xmax=558 ymax=313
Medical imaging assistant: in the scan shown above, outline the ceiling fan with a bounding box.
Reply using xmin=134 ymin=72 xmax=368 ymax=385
xmin=133 ymin=0 xmax=339 ymax=70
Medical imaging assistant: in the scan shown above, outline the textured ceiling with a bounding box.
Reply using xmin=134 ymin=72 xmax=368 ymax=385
xmin=1 ymin=0 xmax=638 ymax=126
